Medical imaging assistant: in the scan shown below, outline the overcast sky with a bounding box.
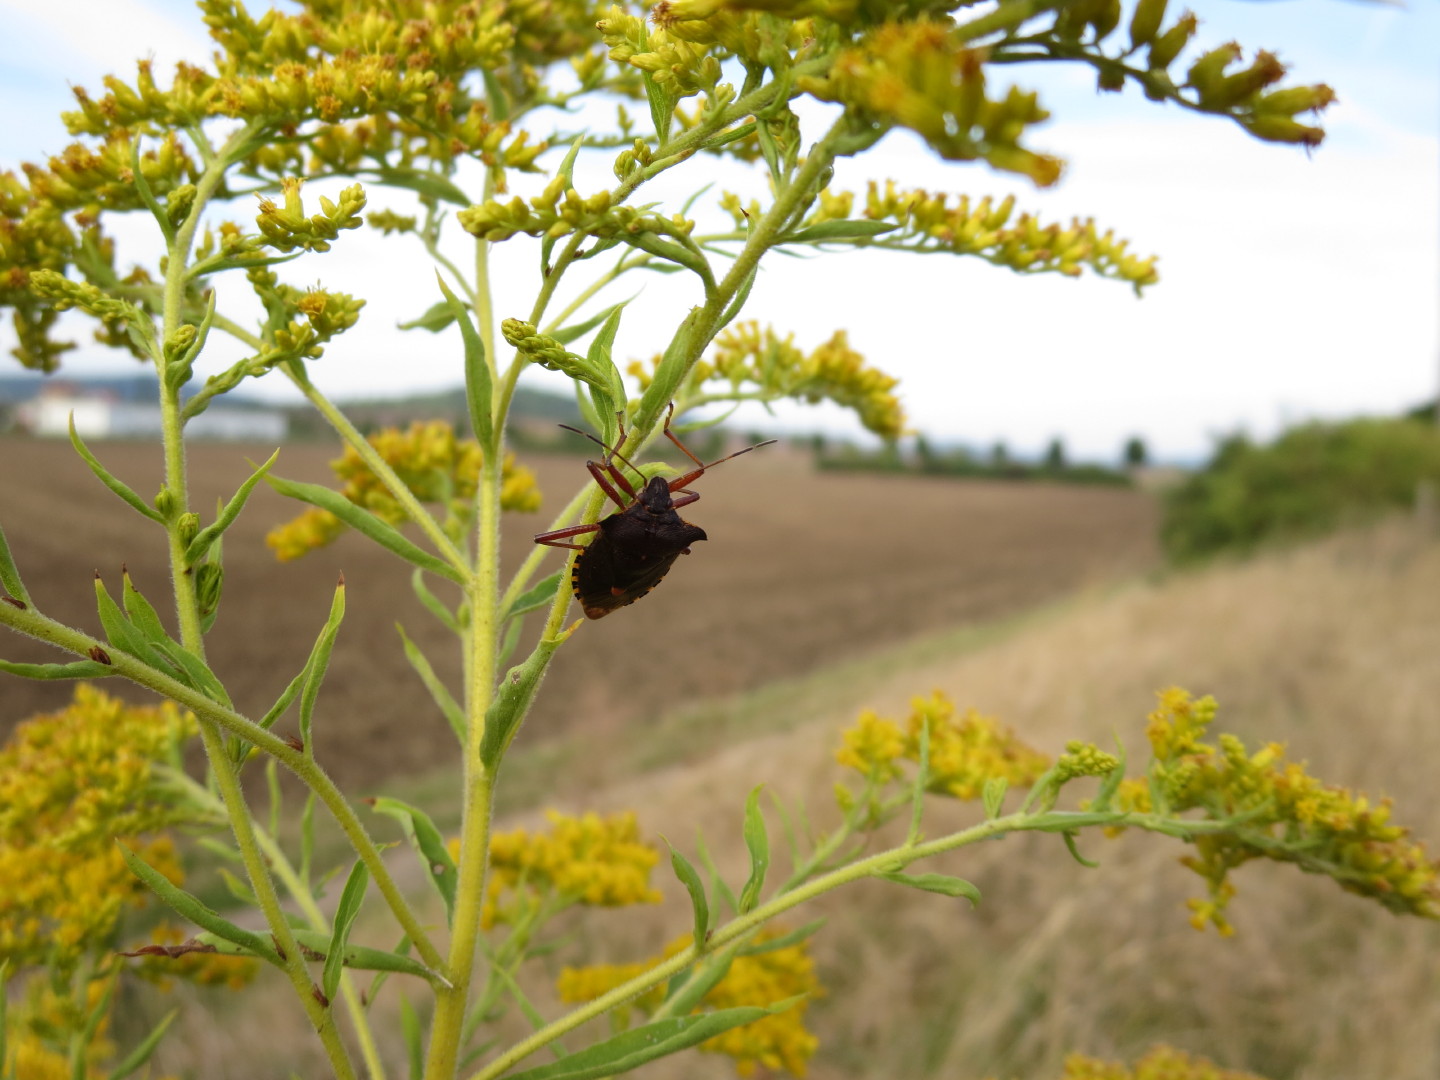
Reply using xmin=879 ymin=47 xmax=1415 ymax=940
xmin=1 ymin=0 xmax=1436 ymax=463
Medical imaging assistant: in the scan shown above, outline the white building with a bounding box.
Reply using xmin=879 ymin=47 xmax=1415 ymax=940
xmin=17 ymin=392 xmax=287 ymax=442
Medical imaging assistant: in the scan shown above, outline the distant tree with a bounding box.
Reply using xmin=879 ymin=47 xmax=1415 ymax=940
xmin=991 ymin=440 xmax=1010 ymax=467
xmin=916 ymin=434 xmax=937 ymax=471
xmin=1044 ymin=437 xmax=1067 ymax=471
xmin=1124 ymin=436 xmax=1149 ymax=468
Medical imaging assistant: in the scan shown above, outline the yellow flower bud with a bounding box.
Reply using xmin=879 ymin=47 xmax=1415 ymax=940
xmin=1128 ymin=0 xmax=1169 ymax=49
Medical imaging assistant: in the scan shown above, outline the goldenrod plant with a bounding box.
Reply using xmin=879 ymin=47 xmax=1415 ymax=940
xmin=0 ymin=2 xmax=1433 ymax=1079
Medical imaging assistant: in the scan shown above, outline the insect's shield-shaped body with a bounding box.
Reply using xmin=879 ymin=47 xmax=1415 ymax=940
xmin=573 ymin=476 xmax=707 ymax=619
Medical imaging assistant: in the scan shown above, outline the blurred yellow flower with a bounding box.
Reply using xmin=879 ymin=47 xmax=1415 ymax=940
xmin=836 ymin=692 xmax=1050 ymax=801
xmin=559 ymin=929 xmax=822 ymax=1077
xmin=477 ymin=810 xmax=662 ymax=929
xmin=1120 ymin=688 xmax=1440 ymax=934
xmin=266 ymin=420 xmax=542 ymax=560
xmin=0 ymin=685 xmax=193 ymax=970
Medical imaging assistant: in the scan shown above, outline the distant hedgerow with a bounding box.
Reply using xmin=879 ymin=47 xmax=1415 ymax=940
xmin=1161 ymin=417 xmax=1440 ymax=563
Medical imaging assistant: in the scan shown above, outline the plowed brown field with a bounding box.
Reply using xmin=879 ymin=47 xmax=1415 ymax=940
xmin=0 ymin=436 xmax=1159 ymax=791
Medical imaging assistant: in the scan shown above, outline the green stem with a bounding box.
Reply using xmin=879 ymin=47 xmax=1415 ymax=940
xmin=172 ymin=769 xmax=389 ymax=1079
xmin=496 ymin=484 xmax=592 ymax=616
xmin=423 ymin=218 xmax=507 ymax=1080
xmin=285 ymin=367 xmax=473 ymax=575
xmin=149 ymin=122 xmax=357 ymax=1078
xmin=468 ymin=805 xmax=1213 ymax=1080
xmin=198 ymin=718 xmax=361 ymax=1078
xmin=0 ymin=602 xmax=444 ymax=972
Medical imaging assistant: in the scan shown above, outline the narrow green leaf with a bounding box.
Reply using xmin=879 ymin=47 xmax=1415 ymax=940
xmin=299 ymin=576 xmax=346 ymax=752
xmin=504 ymin=571 xmax=565 ymax=623
xmin=68 ymin=417 xmax=164 ymax=523
xmin=668 ymin=843 xmax=710 ymax=947
xmin=121 ymin=567 xmax=171 ymax=644
xmin=737 ymin=918 xmax=826 ymax=957
xmin=264 ymin=474 xmax=466 ymax=583
xmin=0 ymin=520 xmax=31 ymax=606
xmin=324 ymin=860 xmax=370 ymax=1002
xmin=585 ymin=302 xmax=630 ymax=427
xmin=0 ymin=659 xmax=113 ymax=680
xmin=556 ymin=134 xmax=584 ymax=188
xmin=184 ymin=449 xmax=280 ymax=564
xmin=503 ymin=1006 xmax=780 ymax=1080
xmin=78 ymin=975 xmax=119 ymax=1073
xmin=300 ymin=791 xmax=317 ymax=889
xmin=877 ymin=871 xmax=981 ymax=906
xmin=1090 ymin=735 xmax=1128 ymax=813
xmin=549 ymin=299 xmax=633 ymax=346
xmin=117 ymin=843 xmax=283 ymax=965
xmin=259 ymin=669 xmax=306 ymax=733
xmin=396 ymin=622 xmax=464 ymax=741
xmin=480 ymin=635 xmax=564 ymax=768
xmin=370 ymin=166 xmax=470 ymax=206
xmin=1062 ymin=830 xmax=1101 ymax=869
xmin=365 ymin=933 xmax=412 ymax=1004
xmin=399 ymin=993 xmax=424 ymax=1080
xmin=436 ymin=273 xmax=492 ymax=447
xmin=909 ymin=717 xmax=931 ymax=845
xmin=780 ymin=220 xmax=898 ymax=244
xmin=497 ymin=615 xmax=523 ymax=668
xmin=218 ymin=867 xmax=259 ymax=907
xmin=412 ymin=568 xmax=460 ymax=631
xmin=662 ymin=949 xmax=733 ymax=1019
xmin=398 ymin=299 xmax=456 ymax=333
xmin=94 ymin=574 xmax=167 ymax=670
xmin=642 ymin=72 xmax=675 ymax=144
xmin=637 ymin=310 xmax=700 ymax=431
xmin=265 ymin=757 xmax=282 ymax=837
xmin=104 ymin=1010 xmax=177 ymax=1080
xmin=151 ymin=640 xmax=233 ymax=708
xmin=369 ymin=797 xmax=458 ymax=922
xmin=738 ymin=787 xmax=770 ymax=915
xmin=623 ymin=230 xmax=710 ymax=280
xmin=693 ymin=831 xmax=738 ymax=917
xmin=129 ymin=137 xmax=173 ymax=240
xmin=982 ymin=776 xmax=1009 ymax=820
xmin=263 ymin=930 xmax=447 ymax=984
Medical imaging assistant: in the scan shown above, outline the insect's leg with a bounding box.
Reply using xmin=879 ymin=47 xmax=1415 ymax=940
xmin=587 ymin=459 xmax=635 ymax=508
xmin=670 ymin=488 xmax=701 ymax=509
xmin=534 ymin=521 xmax=603 ymax=550
xmin=661 ymin=402 xmax=708 ymax=472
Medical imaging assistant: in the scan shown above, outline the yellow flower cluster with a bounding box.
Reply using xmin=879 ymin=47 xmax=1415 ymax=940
xmin=852 ymin=180 xmax=1160 ymax=292
xmin=799 ymin=19 xmax=1063 ymax=186
xmin=0 ymin=686 xmax=193 ymax=970
xmin=1053 ymin=1043 xmax=1267 ymax=1080
xmin=836 ymin=692 xmax=1051 ymax=801
xmin=629 ymin=321 xmax=905 ymax=439
xmin=1119 ymin=688 xmax=1440 ymax=935
xmin=558 ymin=929 xmax=822 ymax=1077
xmin=457 ymin=172 xmax=698 ymax=247
xmin=4 ymin=980 xmax=117 ymax=1080
xmin=482 ymin=810 xmax=663 ymax=928
xmin=266 ymin=421 xmax=542 ymax=561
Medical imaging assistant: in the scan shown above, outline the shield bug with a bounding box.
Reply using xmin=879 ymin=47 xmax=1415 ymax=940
xmin=534 ymin=407 xmax=775 ymax=619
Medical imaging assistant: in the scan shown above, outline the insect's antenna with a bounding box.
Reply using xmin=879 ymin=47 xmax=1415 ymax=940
xmin=557 ymin=423 xmax=645 ymax=480
xmin=701 ymin=437 xmax=779 ymax=472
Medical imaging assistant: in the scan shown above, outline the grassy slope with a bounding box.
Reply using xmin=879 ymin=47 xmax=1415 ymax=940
xmin=153 ymin=520 xmax=1440 ymax=1079
xmin=532 ymin=518 xmax=1440 ymax=1080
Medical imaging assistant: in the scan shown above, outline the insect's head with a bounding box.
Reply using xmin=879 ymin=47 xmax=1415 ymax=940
xmin=636 ymin=474 xmax=678 ymax=515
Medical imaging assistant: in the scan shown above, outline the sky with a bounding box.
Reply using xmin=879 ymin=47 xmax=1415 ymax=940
xmin=0 ymin=0 xmax=1436 ymax=463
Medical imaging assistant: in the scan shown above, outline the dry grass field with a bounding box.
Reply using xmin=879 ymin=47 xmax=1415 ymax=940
xmin=7 ymin=433 xmax=1438 ymax=1080
xmin=0 ymin=435 xmax=1158 ymax=790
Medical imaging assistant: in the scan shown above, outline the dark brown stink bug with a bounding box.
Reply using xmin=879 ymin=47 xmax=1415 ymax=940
xmin=534 ymin=408 xmax=775 ymax=619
